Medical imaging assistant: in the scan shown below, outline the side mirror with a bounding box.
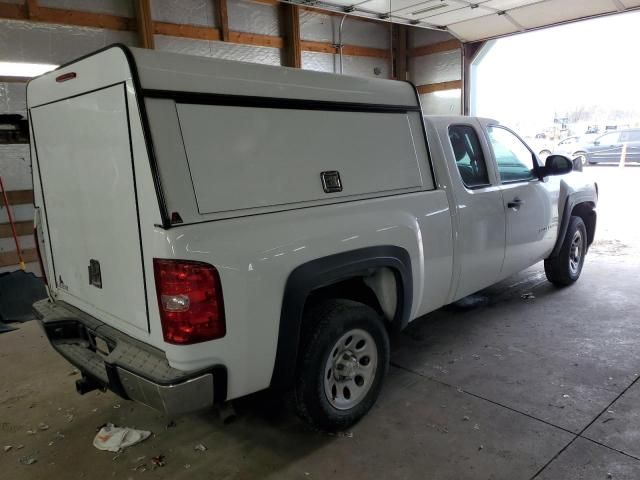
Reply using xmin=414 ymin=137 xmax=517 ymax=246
xmin=543 ymin=154 xmax=573 ymax=176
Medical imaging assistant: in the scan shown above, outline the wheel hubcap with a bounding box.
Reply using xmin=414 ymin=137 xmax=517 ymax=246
xmin=323 ymin=328 xmax=378 ymax=410
xmin=569 ymin=230 xmax=583 ymax=275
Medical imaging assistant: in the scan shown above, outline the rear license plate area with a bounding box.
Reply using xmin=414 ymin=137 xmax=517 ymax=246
xmin=91 ymin=334 xmax=113 ymax=358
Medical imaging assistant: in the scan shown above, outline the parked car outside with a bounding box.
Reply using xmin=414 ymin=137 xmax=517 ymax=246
xmin=557 ymin=129 xmax=640 ymax=165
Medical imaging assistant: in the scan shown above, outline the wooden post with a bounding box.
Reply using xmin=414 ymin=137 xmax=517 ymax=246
xmin=216 ymin=0 xmax=229 ymax=42
xmin=135 ymin=0 xmax=154 ymax=49
xmin=25 ymin=0 xmax=39 ymax=19
xmin=281 ymin=3 xmax=301 ymax=68
xmin=393 ymin=24 xmax=408 ymax=81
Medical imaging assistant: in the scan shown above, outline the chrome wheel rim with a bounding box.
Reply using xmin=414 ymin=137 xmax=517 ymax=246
xmin=569 ymin=230 xmax=583 ymax=275
xmin=323 ymin=328 xmax=378 ymax=410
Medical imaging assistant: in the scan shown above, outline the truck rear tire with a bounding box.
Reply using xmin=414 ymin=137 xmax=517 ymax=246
xmin=293 ymin=299 xmax=390 ymax=432
xmin=544 ymin=216 xmax=587 ymax=286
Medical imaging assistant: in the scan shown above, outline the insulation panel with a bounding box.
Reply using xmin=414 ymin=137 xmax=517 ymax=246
xmin=410 ymin=50 xmax=460 ymax=86
xmin=301 ymin=51 xmax=390 ymax=78
xmin=420 ymin=90 xmax=462 ymax=115
xmin=150 ymin=0 xmax=216 ymax=27
xmin=0 ymin=19 xmax=137 ymax=64
xmin=228 ymin=0 xmax=280 ymax=36
xmin=154 ymin=35 xmax=282 ymax=66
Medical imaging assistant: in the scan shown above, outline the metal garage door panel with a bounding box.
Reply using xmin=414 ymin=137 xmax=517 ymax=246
xmin=448 ymin=13 xmax=519 ymax=41
xmin=508 ymin=0 xmax=615 ymax=29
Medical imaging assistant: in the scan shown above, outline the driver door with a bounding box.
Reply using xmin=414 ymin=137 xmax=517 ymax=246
xmin=485 ymin=126 xmax=560 ymax=278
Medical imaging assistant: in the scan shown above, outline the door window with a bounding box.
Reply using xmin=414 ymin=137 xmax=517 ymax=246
xmin=488 ymin=126 xmax=537 ymax=183
xmin=620 ymin=130 xmax=640 ymax=142
xmin=448 ymin=125 xmax=490 ymax=188
xmin=597 ymin=132 xmax=620 ymax=145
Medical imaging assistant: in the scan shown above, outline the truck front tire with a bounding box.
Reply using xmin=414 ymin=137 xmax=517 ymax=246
xmin=293 ymin=299 xmax=390 ymax=432
xmin=545 ymin=216 xmax=587 ymax=286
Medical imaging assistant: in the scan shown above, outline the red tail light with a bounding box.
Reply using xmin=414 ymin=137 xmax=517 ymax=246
xmin=153 ymin=259 xmax=226 ymax=345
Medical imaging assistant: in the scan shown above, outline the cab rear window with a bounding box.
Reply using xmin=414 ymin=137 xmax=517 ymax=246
xmin=448 ymin=125 xmax=490 ymax=189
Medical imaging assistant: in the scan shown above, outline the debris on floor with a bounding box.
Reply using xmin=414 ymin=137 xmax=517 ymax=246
xmin=151 ymin=455 xmax=166 ymax=467
xmin=38 ymin=422 xmax=49 ymax=431
xmin=521 ymin=292 xmax=536 ymax=300
xmin=194 ymin=443 xmax=207 ymax=452
xmin=19 ymin=455 xmax=37 ymax=465
xmin=93 ymin=424 xmax=151 ymax=452
xmin=4 ymin=445 xmax=12 ymax=452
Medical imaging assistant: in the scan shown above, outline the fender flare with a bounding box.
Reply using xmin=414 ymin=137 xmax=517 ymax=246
xmin=269 ymin=246 xmax=412 ymax=390
xmin=550 ymin=193 xmax=596 ymax=257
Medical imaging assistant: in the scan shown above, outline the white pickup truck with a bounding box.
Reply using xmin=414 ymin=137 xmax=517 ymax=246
xmin=29 ymin=45 xmax=598 ymax=432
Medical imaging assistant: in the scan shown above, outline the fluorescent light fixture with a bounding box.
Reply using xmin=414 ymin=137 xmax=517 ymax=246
xmin=0 ymin=61 xmax=58 ymax=78
xmin=434 ymin=89 xmax=461 ymax=98
xmin=412 ymin=3 xmax=448 ymax=15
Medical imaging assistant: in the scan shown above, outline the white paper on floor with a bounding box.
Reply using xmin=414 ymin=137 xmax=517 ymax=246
xmin=93 ymin=424 xmax=151 ymax=452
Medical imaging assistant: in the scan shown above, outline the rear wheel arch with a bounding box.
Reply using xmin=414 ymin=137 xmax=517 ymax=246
xmin=270 ymin=246 xmax=412 ymax=390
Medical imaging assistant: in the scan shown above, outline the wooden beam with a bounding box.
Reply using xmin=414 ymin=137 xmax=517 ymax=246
xmin=154 ymin=21 xmax=221 ymax=41
xmin=0 ymin=190 xmax=34 ymax=207
xmin=229 ymin=31 xmax=284 ymax=49
xmin=0 ymin=248 xmax=37 ymax=268
xmin=300 ymin=40 xmax=389 ymax=58
xmin=416 ymin=80 xmax=462 ymax=94
xmin=0 ymin=2 xmax=27 ymax=20
xmin=409 ymin=39 xmax=461 ymax=58
xmin=135 ymin=0 xmax=155 ymax=49
xmin=27 ymin=5 xmax=134 ymax=30
xmin=281 ymin=3 xmax=301 ymax=68
xmin=216 ymin=0 xmax=229 ymax=42
xmin=0 ymin=221 xmax=32 ymax=239
xmin=0 ymin=76 xmax=30 ymax=83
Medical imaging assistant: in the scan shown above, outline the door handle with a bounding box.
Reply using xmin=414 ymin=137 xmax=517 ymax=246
xmin=507 ymin=198 xmax=524 ymax=210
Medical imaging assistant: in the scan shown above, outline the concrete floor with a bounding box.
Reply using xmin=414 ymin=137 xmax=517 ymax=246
xmin=1 ymin=165 xmax=639 ymax=480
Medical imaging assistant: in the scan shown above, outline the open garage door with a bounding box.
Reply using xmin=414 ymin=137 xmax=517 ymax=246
xmin=286 ymin=0 xmax=640 ymax=42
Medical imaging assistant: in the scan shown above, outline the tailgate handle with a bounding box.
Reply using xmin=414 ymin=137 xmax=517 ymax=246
xmin=88 ymin=259 xmax=102 ymax=289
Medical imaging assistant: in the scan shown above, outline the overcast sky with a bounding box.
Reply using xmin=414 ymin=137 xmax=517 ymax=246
xmin=473 ymin=10 xmax=640 ymax=134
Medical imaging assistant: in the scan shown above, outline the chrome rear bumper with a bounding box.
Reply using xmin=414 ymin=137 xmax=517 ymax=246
xmin=33 ymin=299 xmax=225 ymax=416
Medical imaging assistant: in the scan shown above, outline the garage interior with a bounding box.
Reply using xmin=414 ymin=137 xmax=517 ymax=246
xmin=1 ymin=0 xmax=639 ymax=478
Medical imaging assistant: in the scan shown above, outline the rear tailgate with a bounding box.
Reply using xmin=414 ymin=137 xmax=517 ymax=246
xmin=29 ymin=48 xmax=151 ymax=334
